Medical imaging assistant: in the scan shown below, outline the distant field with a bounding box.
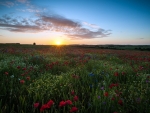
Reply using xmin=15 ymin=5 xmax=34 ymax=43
xmin=0 ymin=45 xmax=150 ymax=113
xmin=0 ymin=44 xmax=150 ymax=51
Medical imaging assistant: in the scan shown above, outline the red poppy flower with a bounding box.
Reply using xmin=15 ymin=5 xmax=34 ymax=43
xmin=122 ymin=72 xmax=125 ymax=75
xmin=70 ymin=107 xmax=78 ymax=112
xmin=22 ymin=68 xmax=26 ymax=70
xmin=114 ymin=72 xmax=119 ymax=76
xmin=71 ymin=91 xmax=75 ymax=95
xmin=40 ymin=104 xmax=49 ymax=112
xmin=66 ymin=100 xmax=72 ymax=105
xmin=111 ymin=97 xmax=115 ymax=100
xmin=74 ymin=96 xmax=78 ymax=101
xmin=104 ymin=92 xmax=108 ymax=97
xmin=26 ymin=76 xmax=30 ymax=80
xmin=5 ymin=72 xmax=8 ymax=75
xmin=17 ymin=66 xmax=20 ymax=69
xmin=47 ymin=100 xmax=54 ymax=108
xmin=34 ymin=102 xmax=39 ymax=108
xmin=20 ymin=80 xmax=25 ymax=84
xmin=118 ymin=100 xmax=123 ymax=106
xmin=59 ymin=101 xmax=66 ymax=107
xmin=109 ymin=83 xmax=119 ymax=88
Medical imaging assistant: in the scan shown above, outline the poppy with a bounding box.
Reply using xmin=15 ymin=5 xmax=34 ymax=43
xmin=26 ymin=76 xmax=30 ymax=80
xmin=59 ymin=101 xmax=66 ymax=107
xmin=114 ymin=72 xmax=119 ymax=76
xmin=70 ymin=107 xmax=78 ymax=112
xmin=71 ymin=91 xmax=75 ymax=95
xmin=20 ymin=80 xmax=25 ymax=84
xmin=66 ymin=100 xmax=72 ymax=105
xmin=5 ymin=72 xmax=8 ymax=75
xmin=40 ymin=104 xmax=49 ymax=112
xmin=74 ymin=96 xmax=78 ymax=101
xmin=104 ymin=92 xmax=108 ymax=97
xmin=118 ymin=100 xmax=123 ymax=106
xmin=34 ymin=103 xmax=39 ymax=108
xmin=47 ymin=100 xmax=54 ymax=108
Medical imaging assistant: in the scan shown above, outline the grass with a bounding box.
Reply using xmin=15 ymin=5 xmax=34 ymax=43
xmin=0 ymin=45 xmax=150 ymax=113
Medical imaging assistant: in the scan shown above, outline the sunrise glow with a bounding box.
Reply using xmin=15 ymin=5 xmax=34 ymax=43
xmin=56 ymin=41 xmax=61 ymax=45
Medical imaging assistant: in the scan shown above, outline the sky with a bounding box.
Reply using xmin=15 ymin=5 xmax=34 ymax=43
xmin=0 ymin=0 xmax=150 ymax=45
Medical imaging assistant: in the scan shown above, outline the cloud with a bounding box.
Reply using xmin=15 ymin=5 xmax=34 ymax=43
xmin=0 ymin=16 xmax=43 ymax=32
xmin=82 ymin=22 xmax=100 ymax=29
xmin=139 ymin=38 xmax=144 ymax=39
xmin=16 ymin=0 xmax=28 ymax=3
xmin=68 ymin=28 xmax=111 ymax=39
xmin=0 ymin=14 xmax=111 ymax=39
xmin=0 ymin=1 xmax=14 ymax=7
xmin=40 ymin=15 xmax=81 ymax=28
xmin=0 ymin=23 xmax=44 ymax=33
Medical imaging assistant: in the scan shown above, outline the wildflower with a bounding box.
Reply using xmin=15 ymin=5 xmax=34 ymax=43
xmin=59 ymin=101 xmax=66 ymax=107
xmin=104 ymin=92 xmax=108 ymax=97
xmin=47 ymin=100 xmax=54 ymax=108
xmin=10 ymin=75 xmax=14 ymax=78
xmin=34 ymin=102 xmax=39 ymax=108
xmin=26 ymin=76 xmax=30 ymax=80
xmin=98 ymin=96 xmax=100 ymax=99
xmin=66 ymin=100 xmax=72 ymax=105
xmin=40 ymin=100 xmax=54 ymax=112
xmin=111 ymin=97 xmax=115 ymax=100
xmin=114 ymin=72 xmax=119 ymax=76
xmin=74 ymin=96 xmax=78 ymax=101
xmin=40 ymin=104 xmax=49 ymax=112
xmin=109 ymin=83 xmax=119 ymax=89
xmin=5 ymin=72 xmax=8 ymax=75
xmin=17 ymin=66 xmax=20 ymax=69
xmin=70 ymin=107 xmax=78 ymax=112
xmin=20 ymin=80 xmax=25 ymax=84
xmin=71 ymin=90 xmax=75 ymax=95
xmin=22 ymin=68 xmax=26 ymax=70
xmin=101 ymin=87 xmax=104 ymax=90
xmin=118 ymin=100 xmax=123 ymax=106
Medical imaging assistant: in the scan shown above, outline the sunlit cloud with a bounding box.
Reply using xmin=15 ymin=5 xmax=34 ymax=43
xmin=0 ymin=13 xmax=111 ymax=39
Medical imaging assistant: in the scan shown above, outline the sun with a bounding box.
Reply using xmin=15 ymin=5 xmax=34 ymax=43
xmin=56 ymin=41 xmax=61 ymax=45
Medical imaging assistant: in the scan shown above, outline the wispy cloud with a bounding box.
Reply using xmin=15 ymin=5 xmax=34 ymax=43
xmin=136 ymin=38 xmax=144 ymax=39
xmin=0 ymin=0 xmax=29 ymax=7
xmin=82 ymin=22 xmax=100 ymax=29
xmin=16 ymin=0 xmax=28 ymax=3
xmin=0 ymin=1 xmax=14 ymax=7
xmin=0 ymin=14 xmax=111 ymax=39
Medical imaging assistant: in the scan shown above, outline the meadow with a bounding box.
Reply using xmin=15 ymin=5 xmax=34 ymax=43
xmin=0 ymin=45 xmax=150 ymax=113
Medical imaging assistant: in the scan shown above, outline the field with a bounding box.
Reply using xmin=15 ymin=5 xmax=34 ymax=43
xmin=0 ymin=45 xmax=150 ymax=113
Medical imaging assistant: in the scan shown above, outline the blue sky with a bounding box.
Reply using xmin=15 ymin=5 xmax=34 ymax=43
xmin=0 ymin=0 xmax=150 ymax=45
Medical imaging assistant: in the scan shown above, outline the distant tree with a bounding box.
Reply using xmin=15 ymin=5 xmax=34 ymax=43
xmin=33 ymin=42 xmax=36 ymax=45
